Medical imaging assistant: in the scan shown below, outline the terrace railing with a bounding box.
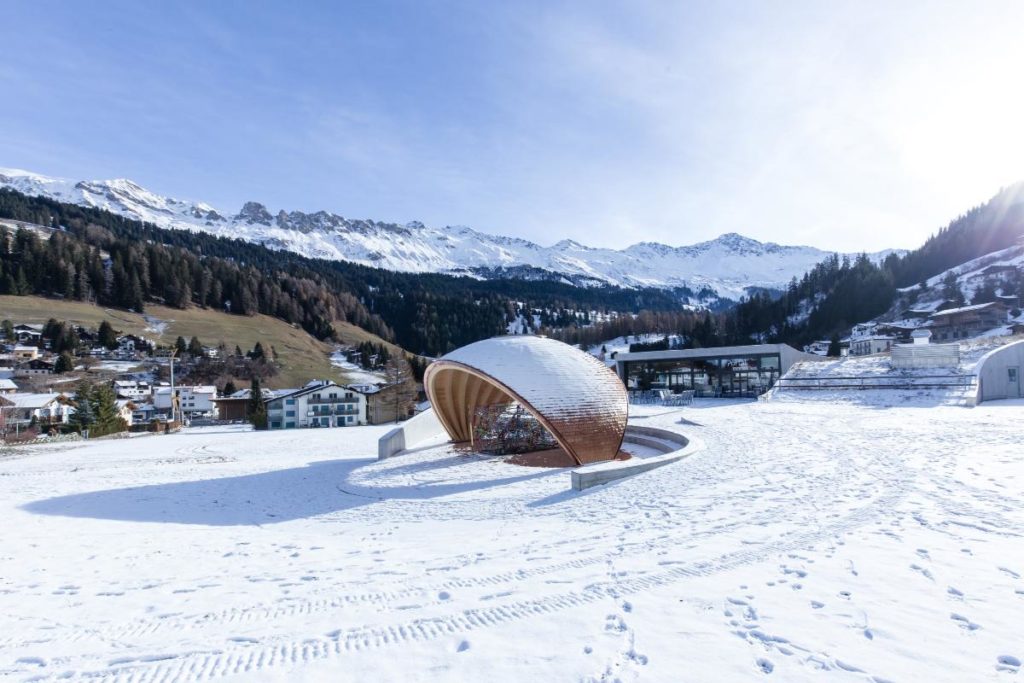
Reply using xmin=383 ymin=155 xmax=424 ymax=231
xmin=773 ymin=374 xmax=978 ymax=391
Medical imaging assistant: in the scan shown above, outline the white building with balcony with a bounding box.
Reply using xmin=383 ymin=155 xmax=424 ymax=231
xmin=152 ymin=385 xmax=217 ymax=418
xmin=266 ymin=380 xmax=367 ymax=430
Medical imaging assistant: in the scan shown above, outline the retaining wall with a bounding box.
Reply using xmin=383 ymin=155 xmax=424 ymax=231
xmin=571 ymin=425 xmax=703 ymax=491
xmin=377 ymin=408 xmax=445 ymax=460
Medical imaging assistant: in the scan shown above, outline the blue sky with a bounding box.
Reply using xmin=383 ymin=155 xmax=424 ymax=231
xmin=2 ymin=1 xmax=1023 ymax=252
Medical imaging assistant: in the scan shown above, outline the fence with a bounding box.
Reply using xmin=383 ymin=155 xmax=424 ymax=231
xmin=628 ymin=389 xmax=695 ymax=406
xmin=774 ymin=374 xmax=977 ymax=391
xmin=891 ymin=343 xmax=960 ymax=369
xmin=2 ymin=432 xmax=82 ymax=447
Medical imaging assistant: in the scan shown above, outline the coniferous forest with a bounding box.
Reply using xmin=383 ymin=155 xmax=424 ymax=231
xmin=0 ymin=188 xmax=679 ymax=356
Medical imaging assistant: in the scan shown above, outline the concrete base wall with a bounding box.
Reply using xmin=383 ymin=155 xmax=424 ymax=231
xmin=975 ymin=339 xmax=1024 ymax=403
xmin=571 ymin=425 xmax=703 ymax=491
xmin=377 ymin=408 xmax=445 ymax=460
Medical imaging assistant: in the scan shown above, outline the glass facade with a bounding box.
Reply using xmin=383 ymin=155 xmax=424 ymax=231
xmin=621 ymin=353 xmax=782 ymax=397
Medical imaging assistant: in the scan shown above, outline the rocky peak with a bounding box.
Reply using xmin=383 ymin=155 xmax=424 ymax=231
xmin=236 ymin=201 xmax=273 ymax=225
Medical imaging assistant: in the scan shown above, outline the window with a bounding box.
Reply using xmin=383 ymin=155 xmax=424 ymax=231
xmin=285 ymin=422 xmax=295 ymax=429
xmin=285 ymin=410 xmax=295 ymax=417
xmin=271 ymin=421 xmax=281 ymax=429
xmin=285 ymin=398 xmax=295 ymax=405
xmin=347 ymin=416 xmax=353 ymax=423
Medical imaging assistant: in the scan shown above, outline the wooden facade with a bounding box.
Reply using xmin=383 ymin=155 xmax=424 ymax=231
xmin=424 ymin=336 xmax=628 ymax=466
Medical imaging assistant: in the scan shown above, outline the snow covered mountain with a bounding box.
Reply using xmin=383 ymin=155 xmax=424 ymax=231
xmin=0 ymin=167 xmax=899 ymax=300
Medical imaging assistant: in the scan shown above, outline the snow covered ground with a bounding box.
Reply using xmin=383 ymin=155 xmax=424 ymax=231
xmin=2 ymin=399 xmax=1023 ymax=682
xmin=328 ymin=350 xmax=387 ymax=385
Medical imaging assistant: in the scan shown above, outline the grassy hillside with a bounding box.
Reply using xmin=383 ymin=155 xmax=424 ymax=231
xmin=0 ymin=295 xmax=397 ymax=388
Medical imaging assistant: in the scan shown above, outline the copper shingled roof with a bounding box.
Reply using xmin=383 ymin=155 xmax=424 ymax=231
xmin=424 ymin=336 xmax=628 ymax=465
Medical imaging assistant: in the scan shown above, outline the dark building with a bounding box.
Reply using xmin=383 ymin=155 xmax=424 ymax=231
xmin=613 ymin=343 xmax=817 ymax=398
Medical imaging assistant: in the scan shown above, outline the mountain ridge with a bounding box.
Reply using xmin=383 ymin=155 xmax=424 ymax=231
xmin=0 ymin=167 xmax=901 ymax=301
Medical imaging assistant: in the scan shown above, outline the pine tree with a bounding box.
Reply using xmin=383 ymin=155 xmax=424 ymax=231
xmin=98 ymin=320 xmax=118 ymax=350
xmin=188 ymin=336 xmax=205 ymax=358
xmin=91 ymin=384 xmax=126 ymax=437
xmin=248 ymin=376 xmax=267 ymax=430
xmin=174 ymin=336 xmax=188 ymax=355
xmin=70 ymin=381 xmax=95 ymax=432
xmin=222 ymin=380 xmax=237 ymax=397
xmin=54 ymin=351 xmax=75 ymax=374
xmin=1 ymin=319 xmax=13 ymax=341
xmin=827 ymin=334 xmax=842 ymax=357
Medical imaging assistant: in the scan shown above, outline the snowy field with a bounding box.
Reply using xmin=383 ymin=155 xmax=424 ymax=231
xmin=2 ymin=398 xmax=1023 ymax=682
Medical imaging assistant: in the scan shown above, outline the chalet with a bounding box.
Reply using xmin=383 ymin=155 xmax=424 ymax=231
xmin=14 ymin=359 xmax=54 ymax=377
xmin=0 ymin=392 xmax=73 ymax=427
xmin=118 ymin=334 xmax=152 ymax=355
xmin=0 ymin=378 xmax=17 ymax=394
xmin=926 ymin=301 xmax=1010 ymax=341
xmin=113 ymin=379 xmax=151 ymax=399
xmin=210 ymin=388 xmax=277 ymax=422
xmin=11 ymin=324 xmax=43 ymax=344
xmin=849 ymin=336 xmax=897 ymax=356
xmin=153 ymin=385 xmax=218 ymax=418
xmin=266 ymin=380 xmax=366 ymax=429
xmin=12 ymin=345 xmax=39 ymax=361
xmin=347 ymin=384 xmax=411 ymax=425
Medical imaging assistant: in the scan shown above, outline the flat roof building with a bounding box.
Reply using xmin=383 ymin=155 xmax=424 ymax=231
xmin=613 ymin=343 xmax=818 ymax=398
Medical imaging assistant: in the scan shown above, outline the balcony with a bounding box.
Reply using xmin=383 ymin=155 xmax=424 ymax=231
xmin=307 ymin=411 xmax=358 ymax=418
xmin=307 ymin=397 xmax=359 ymax=405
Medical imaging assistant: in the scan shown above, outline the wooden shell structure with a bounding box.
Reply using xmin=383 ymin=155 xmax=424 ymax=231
xmin=424 ymin=336 xmax=628 ymax=465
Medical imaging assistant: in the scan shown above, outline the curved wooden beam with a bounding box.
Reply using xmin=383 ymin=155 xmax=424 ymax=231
xmin=424 ymin=343 xmax=628 ymax=466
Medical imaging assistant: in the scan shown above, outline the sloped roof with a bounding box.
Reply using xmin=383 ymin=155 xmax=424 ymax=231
xmin=424 ymin=336 xmax=628 ymax=465
xmin=5 ymin=392 xmax=63 ymax=409
xmin=929 ymin=301 xmax=1007 ymax=318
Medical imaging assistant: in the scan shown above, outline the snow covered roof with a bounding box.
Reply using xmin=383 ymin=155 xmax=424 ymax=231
xmin=424 ymin=335 xmax=628 ymax=466
xmin=347 ymin=383 xmax=382 ymax=394
xmin=929 ymin=301 xmax=1007 ymax=318
xmin=0 ymin=379 xmax=17 ymax=390
xmin=3 ymin=392 xmax=63 ymax=409
xmin=153 ymin=385 xmax=217 ymax=395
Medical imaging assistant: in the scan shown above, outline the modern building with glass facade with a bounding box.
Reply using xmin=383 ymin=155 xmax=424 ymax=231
xmin=613 ymin=343 xmax=818 ymax=397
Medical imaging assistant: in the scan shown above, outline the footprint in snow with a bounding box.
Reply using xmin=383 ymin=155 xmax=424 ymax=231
xmin=996 ymin=655 xmax=1020 ymax=672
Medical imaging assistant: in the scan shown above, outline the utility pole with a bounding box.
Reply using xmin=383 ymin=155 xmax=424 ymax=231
xmin=169 ymin=348 xmax=177 ymax=425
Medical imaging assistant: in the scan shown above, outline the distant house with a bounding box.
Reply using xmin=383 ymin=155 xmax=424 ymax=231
xmin=266 ymin=380 xmax=367 ymax=429
xmin=153 ymin=385 xmax=218 ymax=418
xmin=11 ymin=324 xmax=43 ymax=344
xmin=131 ymin=402 xmax=159 ymax=424
xmin=0 ymin=378 xmax=17 ymax=394
xmin=0 ymin=392 xmax=73 ymax=427
xmin=210 ymin=388 xmax=277 ymax=422
xmin=348 ymin=383 xmax=411 ymax=424
xmin=849 ymin=335 xmax=897 ymax=356
xmin=12 ymin=345 xmax=39 ymax=361
xmin=118 ymin=334 xmax=152 ymax=356
xmin=14 ymin=359 xmax=54 ymax=377
xmin=113 ymin=379 xmax=151 ymax=399
xmin=927 ymin=301 xmax=1009 ymax=341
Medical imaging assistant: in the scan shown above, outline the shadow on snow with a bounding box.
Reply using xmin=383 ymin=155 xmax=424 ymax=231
xmin=21 ymin=456 xmax=556 ymax=526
